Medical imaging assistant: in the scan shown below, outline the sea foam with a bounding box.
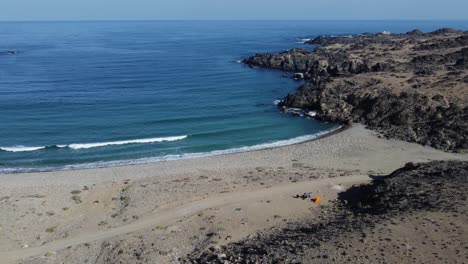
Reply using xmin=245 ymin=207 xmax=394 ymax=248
xmin=0 ymin=146 xmax=46 ymax=152
xmin=0 ymin=126 xmax=341 ymax=173
xmin=68 ymin=136 xmax=187 ymax=149
xmin=0 ymin=135 xmax=187 ymax=152
xmin=296 ymin=38 xmax=311 ymax=43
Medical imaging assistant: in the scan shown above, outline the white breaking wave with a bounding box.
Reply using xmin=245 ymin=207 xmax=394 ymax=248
xmin=0 ymin=136 xmax=188 ymax=152
xmin=0 ymin=126 xmax=342 ymax=174
xmin=0 ymin=146 xmax=46 ymax=152
xmin=296 ymin=38 xmax=311 ymax=44
xmin=68 ymin=136 xmax=187 ymax=149
xmin=296 ymin=39 xmax=310 ymax=44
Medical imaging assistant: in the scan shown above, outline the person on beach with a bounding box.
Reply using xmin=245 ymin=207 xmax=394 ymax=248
xmin=294 ymin=192 xmax=311 ymax=200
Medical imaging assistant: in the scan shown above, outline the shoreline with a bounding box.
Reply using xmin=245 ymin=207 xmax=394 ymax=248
xmin=1 ymin=124 xmax=464 ymax=188
xmin=0 ymin=124 xmax=345 ymax=175
xmin=0 ymin=124 xmax=466 ymax=263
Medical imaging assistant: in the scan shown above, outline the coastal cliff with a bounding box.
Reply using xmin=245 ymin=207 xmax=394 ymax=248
xmin=243 ymin=29 xmax=468 ymax=152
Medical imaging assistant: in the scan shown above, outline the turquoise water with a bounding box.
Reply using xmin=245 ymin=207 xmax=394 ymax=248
xmin=1 ymin=21 xmax=467 ymax=173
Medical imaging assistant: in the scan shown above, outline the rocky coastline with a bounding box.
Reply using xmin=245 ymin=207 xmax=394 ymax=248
xmin=243 ymin=28 xmax=468 ymax=152
xmin=183 ymin=28 xmax=468 ymax=263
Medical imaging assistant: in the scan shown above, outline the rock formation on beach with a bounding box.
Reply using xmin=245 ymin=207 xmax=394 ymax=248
xmin=243 ymin=28 xmax=468 ymax=152
xmin=186 ymin=160 xmax=468 ymax=263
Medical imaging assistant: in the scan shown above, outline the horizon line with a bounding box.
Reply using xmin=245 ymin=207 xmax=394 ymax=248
xmin=1 ymin=18 xmax=468 ymax=23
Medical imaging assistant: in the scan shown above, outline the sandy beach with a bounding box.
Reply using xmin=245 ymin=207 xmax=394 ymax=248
xmin=0 ymin=124 xmax=466 ymax=263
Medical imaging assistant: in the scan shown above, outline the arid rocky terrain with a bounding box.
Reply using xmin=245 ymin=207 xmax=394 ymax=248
xmin=244 ymin=28 xmax=468 ymax=152
xmin=187 ymin=160 xmax=468 ymax=263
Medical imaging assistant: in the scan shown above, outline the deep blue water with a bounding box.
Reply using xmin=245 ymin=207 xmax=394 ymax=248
xmin=1 ymin=20 xmax=467 ymax=173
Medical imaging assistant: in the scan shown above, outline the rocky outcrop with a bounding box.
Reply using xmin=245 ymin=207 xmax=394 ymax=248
xmin=454 ymin=47 xmax=468 ymax=68
xmin=406 ymin=29 xmax=424 ymax=36
xmin=415 ymin=35 xmax=468 ymax=50
xmin=243 ymin=48 xmax=373 ymax=80
xmin=0 ymin=50 xmax=17 ymax=55
xmin=281 ymin=81 xmax=468 ymax=151
xmin=243 ymin=29 xmax=468 ymax=152
xmin=430 ymin=28 xmax=464 ymax=35
xmin=185 ymin=160 xmax=468 ymax=263
xmin=344 ymin=160 xmax=468 ymax=214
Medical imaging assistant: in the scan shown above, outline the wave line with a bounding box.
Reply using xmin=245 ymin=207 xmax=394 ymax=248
xmin=0 ymin=135 xmax=188 ymax=152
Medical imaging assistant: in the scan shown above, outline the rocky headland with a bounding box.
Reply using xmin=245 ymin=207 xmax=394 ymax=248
xmin=243 ymin=28 xmax=468 ymax=152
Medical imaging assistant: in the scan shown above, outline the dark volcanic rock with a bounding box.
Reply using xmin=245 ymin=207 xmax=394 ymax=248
xmin=243 ymin=29 xmax=468 ymax=152
xmin=430 ymin=28 xmax=463 ymax=35
xmin=243 ymin=48 xmax=316 ymax=73
xmin=406 ymin=29 xmax=424 ymax=36
xmin=305 ymin=35 xmax=356 ymax=46
xmin=185 ymin=161 xmax=468 ymax=263
xmin=415 ymin=35 xmax=468 ymax=50
xmin=343 ymin=160 xmax=468 ymax=215
xmin=0 ymin=50 xmax=17 ymax=55
xmin=281 ymin=82 xmax=468 ymax=151
xmin=454 ymin=47 xmax=468 ymax=68
xmin=242 ymin=48 xmax=371 ymax=79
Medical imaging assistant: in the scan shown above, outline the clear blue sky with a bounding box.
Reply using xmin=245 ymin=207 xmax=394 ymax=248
xmin=1 ymin=0 xmax=467 ymax=21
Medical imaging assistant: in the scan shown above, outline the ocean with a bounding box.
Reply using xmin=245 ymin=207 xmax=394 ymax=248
xmin=1 ymin=20 xmax=467 ymax=173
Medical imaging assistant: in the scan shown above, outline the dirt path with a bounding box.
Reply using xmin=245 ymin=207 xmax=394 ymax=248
xmin=0 ymin=175 xmax=370 ymax=263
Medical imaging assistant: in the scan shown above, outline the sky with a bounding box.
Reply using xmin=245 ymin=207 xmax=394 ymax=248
xmin=1 ymin=0 xmax=467 ymax=21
